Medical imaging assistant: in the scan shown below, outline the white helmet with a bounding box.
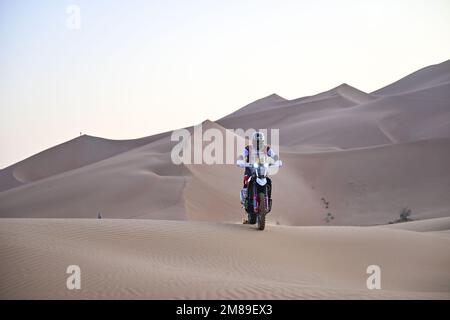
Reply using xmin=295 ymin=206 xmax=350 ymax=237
xmin=251 ymin=131 xmax=265 ymax=150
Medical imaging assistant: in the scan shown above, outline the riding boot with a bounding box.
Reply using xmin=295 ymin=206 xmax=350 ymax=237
xmin=240 ymin=188 xmax=248 ymax=208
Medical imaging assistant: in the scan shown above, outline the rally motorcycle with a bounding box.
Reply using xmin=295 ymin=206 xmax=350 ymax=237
xmin=237 ymin=156 xmax=282 ymax=230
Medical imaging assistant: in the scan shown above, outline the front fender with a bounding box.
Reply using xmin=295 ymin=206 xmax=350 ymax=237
xmin=256 ymin=177 xmax=267 ymax=186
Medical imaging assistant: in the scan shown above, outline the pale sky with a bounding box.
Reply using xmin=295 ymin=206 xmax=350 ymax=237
xmin=1 ymin=0 xmax=449 ymax=168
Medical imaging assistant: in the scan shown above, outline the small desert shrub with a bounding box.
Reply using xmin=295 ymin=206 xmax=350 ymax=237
xmin=325 ymin=212 xmax=334 ymax=223
xmin=399 ymin=207 xmax=412 ymax=222
xmin=389 ymin=207 xmax=413 ymax=224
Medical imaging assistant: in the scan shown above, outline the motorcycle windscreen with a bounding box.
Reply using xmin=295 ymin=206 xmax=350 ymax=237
xmin=256 ymin=166 xmax=268 ymax=177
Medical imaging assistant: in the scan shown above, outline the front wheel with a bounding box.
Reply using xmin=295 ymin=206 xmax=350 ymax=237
xmin=248 ymin=213 xmax=256 ymax=224
xmin=257 ymin=192 xmax=266 ymax=230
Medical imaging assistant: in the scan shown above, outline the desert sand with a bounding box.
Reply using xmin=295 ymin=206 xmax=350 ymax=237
xmin=1 ymin=218 xmax=449 ymax=299
xmin=0 ymin=60 xmax=449 ymax=299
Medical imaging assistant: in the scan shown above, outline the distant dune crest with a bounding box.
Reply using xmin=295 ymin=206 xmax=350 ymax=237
xmin=373 ymin=59 xmax=450 ymax=96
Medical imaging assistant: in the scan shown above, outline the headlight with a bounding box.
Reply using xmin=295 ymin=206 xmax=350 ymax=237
xmin=263 ymin=163 xmax=269 ymax=168
xmin=253 ymin=163 xmax=258 ymax=168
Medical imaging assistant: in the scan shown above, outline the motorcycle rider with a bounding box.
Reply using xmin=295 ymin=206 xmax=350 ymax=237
xmin=237 ymin=131 xmax=279 ymax=222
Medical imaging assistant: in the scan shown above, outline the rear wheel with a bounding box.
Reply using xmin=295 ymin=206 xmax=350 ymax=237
xmin=257 ymin=192 xmax=266 ymax=230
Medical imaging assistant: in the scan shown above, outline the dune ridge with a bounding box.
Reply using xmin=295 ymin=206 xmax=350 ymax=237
xmin=1 ymin=60 xmax=450 ymax=225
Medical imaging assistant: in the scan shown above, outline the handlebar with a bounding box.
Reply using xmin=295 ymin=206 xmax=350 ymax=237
xmin=236 ymin=160 xmax=283 ymax=168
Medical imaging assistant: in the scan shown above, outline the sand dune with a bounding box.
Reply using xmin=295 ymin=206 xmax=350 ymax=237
xmin=373 ymin=59 xmax=450 ymax=96
xmin=2 ymin=133 xmax=448 ymax=225
xmin=0 ymin=133 xmax=171 ymax=192
xmin=292 ymin=139 xmax=450 ymax=225
xmin=0 ymin=139 xmax=449 ymax=227
xmin=219 ymin=82 xmax=450 ymax=148
xmin=381 ymin=216 xmax=450 ymax=233
xmin=0 ymin=61 xmax=449 ymax=299
xmin=218 ymin=84 xmax=377 ymax=148
xmin=224 ymin=93 xmax=288 ymax=118
xmin=0 ymin=218 xmax=449 ymax=299
xmin=0 ymin=142 xmax=188 ymax=219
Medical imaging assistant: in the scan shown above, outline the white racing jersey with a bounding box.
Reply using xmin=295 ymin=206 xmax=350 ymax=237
xmin=242 ymin=145 xmax=276 ymax=163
